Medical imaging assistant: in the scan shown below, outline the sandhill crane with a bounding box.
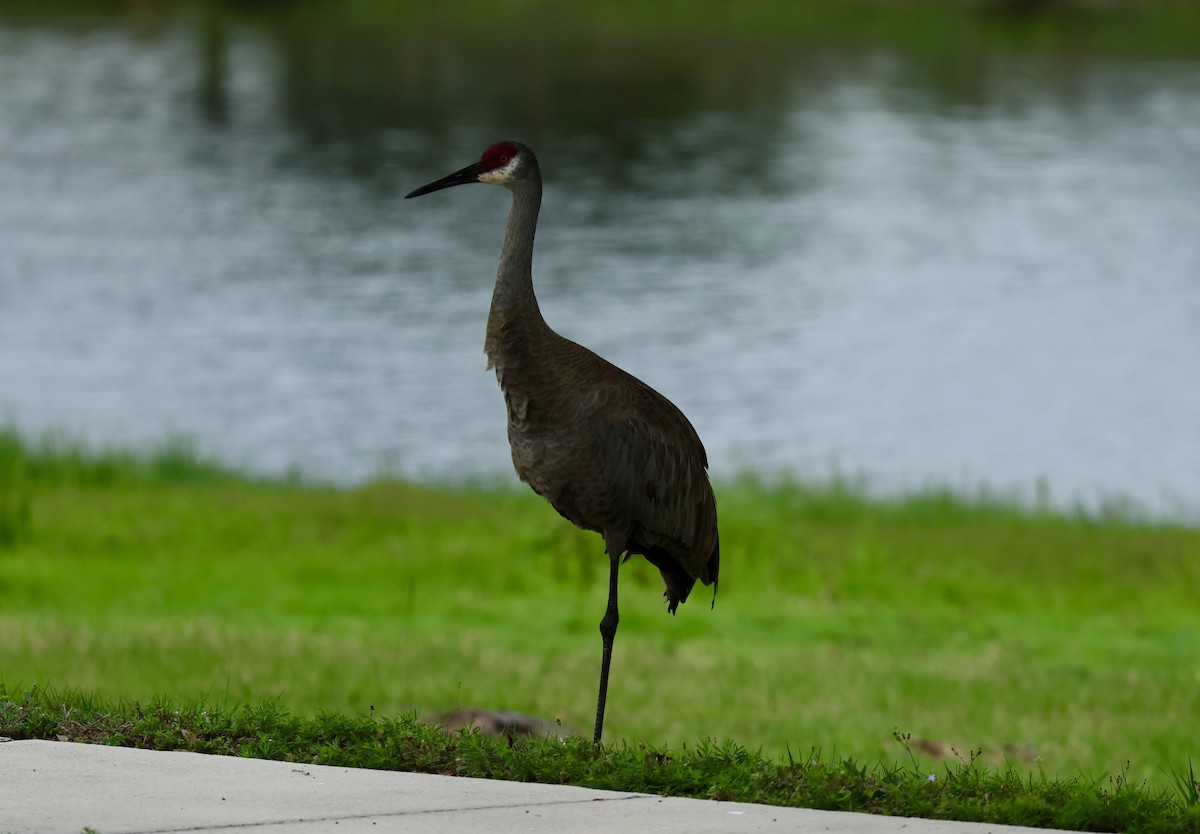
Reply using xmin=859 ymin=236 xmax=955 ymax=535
xmin=406 ymin=141 xmax=719 ymax=745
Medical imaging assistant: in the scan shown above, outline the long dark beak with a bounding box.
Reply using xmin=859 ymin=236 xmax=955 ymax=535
xmin=405 ymin=160 xmax=488 ymax=199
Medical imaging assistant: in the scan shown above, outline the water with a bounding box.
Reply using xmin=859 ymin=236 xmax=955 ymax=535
xmin=1 ymin=6 xmax=1198 ymax=516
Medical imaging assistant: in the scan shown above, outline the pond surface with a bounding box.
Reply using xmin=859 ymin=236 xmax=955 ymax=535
xmin=1 ymin=5 xmax=1198 ymax=516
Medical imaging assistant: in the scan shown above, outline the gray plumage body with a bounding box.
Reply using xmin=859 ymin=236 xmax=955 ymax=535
xmin=407 ymin=140 xmax=718 ymax=742
xmin=483 ymin=147 xmax=718 ymax=611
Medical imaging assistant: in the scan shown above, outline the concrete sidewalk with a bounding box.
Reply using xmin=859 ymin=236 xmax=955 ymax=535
xmin=1 ymin=739 xmax=1078 ymax=834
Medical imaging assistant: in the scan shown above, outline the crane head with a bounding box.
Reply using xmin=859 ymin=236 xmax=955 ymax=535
xmin=405 ymin=141 xmax=533 ymax=199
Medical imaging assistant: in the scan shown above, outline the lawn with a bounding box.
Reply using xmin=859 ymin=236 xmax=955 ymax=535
xmin=1 ymin=430 xmax=1198 ymax=795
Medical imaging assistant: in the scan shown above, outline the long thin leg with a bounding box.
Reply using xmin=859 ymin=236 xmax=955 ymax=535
xmin=593 ymin=550 xmax=621 ymax=745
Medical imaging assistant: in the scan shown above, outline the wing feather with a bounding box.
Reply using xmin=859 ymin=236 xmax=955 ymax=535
xmin=594 ymin=394 xmax=718 ymax=586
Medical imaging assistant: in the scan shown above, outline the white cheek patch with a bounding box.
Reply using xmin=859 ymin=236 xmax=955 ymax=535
xmin=479 ymin=157 xmax=521 ymax=185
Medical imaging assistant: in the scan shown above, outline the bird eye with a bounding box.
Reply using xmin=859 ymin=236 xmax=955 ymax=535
xmin=499 ymin=155 xmax=509 ymax=163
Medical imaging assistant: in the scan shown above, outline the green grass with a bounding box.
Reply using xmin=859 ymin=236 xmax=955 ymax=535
xmin=2 ymin=429 xmax=1199 ymax=815
xmin=3 ymin=687 xmax=1198 ymax=833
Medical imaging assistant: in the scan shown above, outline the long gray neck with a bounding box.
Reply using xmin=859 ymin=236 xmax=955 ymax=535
xmin=487 ymin=181 xmax=545 ymax=332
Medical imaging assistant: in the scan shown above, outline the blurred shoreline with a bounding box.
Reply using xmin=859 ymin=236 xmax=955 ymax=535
xmin=2 ymin=0 xmax=1199 ymax=61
